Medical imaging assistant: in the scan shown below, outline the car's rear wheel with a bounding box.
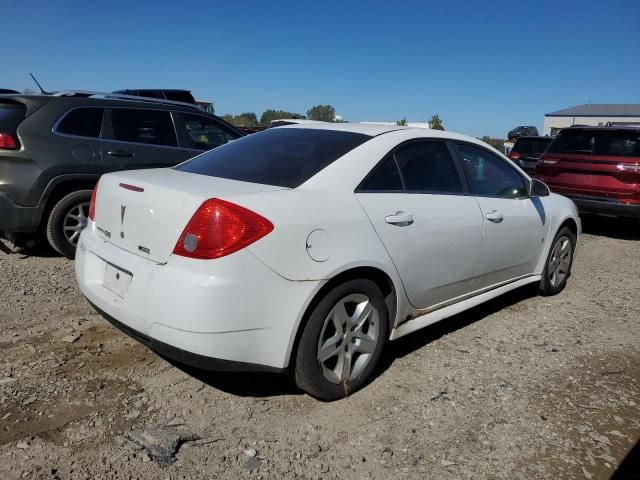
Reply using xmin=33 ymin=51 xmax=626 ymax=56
xmin=539 ymin=226 xmax=575 ymax=296
xmin=294 ymin=279 xmax=388 ymax=400
xmin=46 ymin=190 xmax=92 ymax=259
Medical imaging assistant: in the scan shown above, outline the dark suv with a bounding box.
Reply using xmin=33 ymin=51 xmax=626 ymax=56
xmin=507 ymin=136 xmax=552 ymax=174
xmin=0 ymin=92 xmax=242 ymax=257
xmin=508 ymin=125 xmax=539 ymax=140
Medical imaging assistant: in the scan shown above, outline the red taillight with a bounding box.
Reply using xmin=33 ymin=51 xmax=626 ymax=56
xmin=173 ymin=198 xmax=274 ymax=260
xmin=88 ymin=182 xmax=99 ymax=221
xmin=509 ymin=152 xmax=520 ymax=160
xmin=0 ymin=132 xmax=17 ymax=150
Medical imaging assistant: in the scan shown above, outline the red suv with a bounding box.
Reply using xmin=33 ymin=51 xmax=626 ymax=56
xmin=535 ymin=127 xmax=640 ymax=218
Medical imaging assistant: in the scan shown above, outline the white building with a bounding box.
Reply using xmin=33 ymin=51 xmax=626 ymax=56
xmin=544 ymin=104 xmax=640 ymax=137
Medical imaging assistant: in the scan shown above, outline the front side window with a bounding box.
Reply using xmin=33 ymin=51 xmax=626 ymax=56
xmin=57 ymin=108 xmax=103 ymax=138
xmin=457 ymin=143 xmax=527 ymax=198
xmin=178 ymin=113 xmax=239 ymax=150
xmin=177 ymin=128 xmax=370 ymax=188
xmin=109 ymin=109 xmax=177 ymax=147
xmin=395 ymin=141 xmax=462 ymax=193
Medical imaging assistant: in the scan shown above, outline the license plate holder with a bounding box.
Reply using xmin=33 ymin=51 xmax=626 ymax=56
xmin=103 ymin=263 xmax=132 ymax=298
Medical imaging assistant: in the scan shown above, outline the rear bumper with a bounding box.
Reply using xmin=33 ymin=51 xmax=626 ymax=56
xmin=567 ymin=195 xmax=640 ymax=218
xmin=0 ymin=191 xmax=41 ymax=233
xmin=75 ymin=225 xmax=320 ymax=370
xmin=89 ymin=300 xmax=284 ymax=373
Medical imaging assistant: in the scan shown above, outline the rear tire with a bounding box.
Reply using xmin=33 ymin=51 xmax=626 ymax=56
xmin=294 ymin=279 xmax=388 ymax=401
xmin=539 ymin=226 xmax=575 ymax=296
xmin=46 ymin=190 xmax=92 ymax=259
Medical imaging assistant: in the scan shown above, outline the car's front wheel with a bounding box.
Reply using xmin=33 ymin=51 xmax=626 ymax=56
xmin=294 ymin=278 xmax=388 ymax=400
xmin=46 ymin=190 xmax=93 ymax=259
xmin=539 ymin=226 xmax=576 ymax=296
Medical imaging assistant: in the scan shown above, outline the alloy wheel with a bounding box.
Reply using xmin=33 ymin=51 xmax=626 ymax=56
xmin=548 ymin=235 xmax=572 ymax=287
xmin=62 ymin=202 xmax=90 ymax=247
xmin=316 ymin=293 xmax=381 ymax=384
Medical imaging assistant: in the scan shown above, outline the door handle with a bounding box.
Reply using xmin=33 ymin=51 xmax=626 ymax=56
xmin=107 ymin=150 xmax=134 ymax=158
xmin=485 ymin=210 xmax=504 ymax=223
xmin=385 ymin=211 xmax=414 ymax=225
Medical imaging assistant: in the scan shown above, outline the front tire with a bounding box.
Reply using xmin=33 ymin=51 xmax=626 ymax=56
xmin=46 ymin=190 xmax=92 ymax=259
xmin=539 ymin=226 xmax=575 ymax=296
xmin=294 ymin=279 xmax=388 ymax=401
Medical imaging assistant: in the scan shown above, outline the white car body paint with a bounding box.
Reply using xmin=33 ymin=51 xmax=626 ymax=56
xmin=75 ymin=123 xmax=581 ymax=371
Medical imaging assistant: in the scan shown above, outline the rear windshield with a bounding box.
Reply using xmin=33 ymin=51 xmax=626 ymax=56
xmin=548 ymin=130 xmax=640 ymax=157
xmin=176 ymin=128 xmax=371 ymax=188
xmin=513 ymin=137 xmax=552 ymax=155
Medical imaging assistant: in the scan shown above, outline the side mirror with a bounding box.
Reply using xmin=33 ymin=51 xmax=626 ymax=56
xmin=529 ymin=178 xmax=550 ymax=197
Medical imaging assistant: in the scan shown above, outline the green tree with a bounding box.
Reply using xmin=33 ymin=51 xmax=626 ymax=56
xmin=396 ymin=118 xmax=408 ymax=126
xmin=481 ymin=135 xmax=492 ymax=144
xmin=260 ymin=110 xmax=306 ymax=126
xmin=429 ymin=114 xmax=444 ymax=130
xmin=307 ymin=105 xmax=336 ymax=122
xmin=222 ymin=113 xmax=258 ymax=127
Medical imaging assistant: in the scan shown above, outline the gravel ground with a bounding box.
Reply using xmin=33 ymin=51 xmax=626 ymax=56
xmin=1 ymin=215 xmax=639 ymax=480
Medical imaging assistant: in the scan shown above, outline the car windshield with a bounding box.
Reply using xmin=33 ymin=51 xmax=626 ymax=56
xmin=547 ymin=130 xmax=640 ymax=157
xmin=176 ymin=128 xmax=371 ymax=188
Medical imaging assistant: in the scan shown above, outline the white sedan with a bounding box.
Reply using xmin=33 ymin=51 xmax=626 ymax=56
xmin=75 ymin=123 xmax=580 ymax=400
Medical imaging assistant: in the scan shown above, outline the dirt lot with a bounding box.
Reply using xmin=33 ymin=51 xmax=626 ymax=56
xmin=1 ymin=215 xmax=639 ymax=480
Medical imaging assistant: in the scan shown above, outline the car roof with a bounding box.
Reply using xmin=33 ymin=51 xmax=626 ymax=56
xmin=515 ymin=136 xmax=551 ymax=140
xmin=281 ymin=122 xmax=493 ymax=145
xmin=0 ymin=92 xmax=202 ymax=111
xmin=561 ymin=125 xmax=640 ymax=133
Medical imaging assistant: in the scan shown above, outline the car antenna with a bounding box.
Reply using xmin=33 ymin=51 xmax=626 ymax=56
xmin=29 ymin=73 xmax=52 ymax=95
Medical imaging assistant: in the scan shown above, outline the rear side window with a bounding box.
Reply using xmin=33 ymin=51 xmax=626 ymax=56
xmin=513 ymin=137 xmax=551 ymax=155
xmin=548 ymin=130 xmax=640 ymax=157
xmin=395 ymin=141 xmax=462 ymax=193
xmin=547 ymin=131 xmax=593 ymax=154
xmin=109 ymin=109 xmax=177 ymax=147
xmin=56 ymin=108 xmax=104 ymax=138
xmin=177 ymin=128 xmax=370 ymax=188
xmin=0 ymin=101 xmax=26 ymax=146
xmin=359 ymin=156 xmax=403 ymax=191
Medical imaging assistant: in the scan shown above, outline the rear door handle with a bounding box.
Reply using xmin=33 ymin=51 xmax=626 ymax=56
xmin=486 ymin=210 xmax=504 ymax=223
xmin=385 ymin=211 xmax=414 ymax=225
xmin=107 ymin=150 xmax=134 ymax=158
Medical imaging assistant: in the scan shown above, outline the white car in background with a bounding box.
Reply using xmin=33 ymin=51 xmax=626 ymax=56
xmin=75 ymin=123 xmax=580 ymax=400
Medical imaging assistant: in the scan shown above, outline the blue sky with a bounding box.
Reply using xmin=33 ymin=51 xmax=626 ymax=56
xmin=4 ymin=0 xmax=639 ymax=137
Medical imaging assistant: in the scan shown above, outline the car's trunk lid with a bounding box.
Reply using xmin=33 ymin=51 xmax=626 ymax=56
xmin=93 ymin=168 xmax=286 ymax=264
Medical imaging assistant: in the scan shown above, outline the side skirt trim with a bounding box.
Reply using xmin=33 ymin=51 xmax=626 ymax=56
xmin=390 ymin=275 xmax=541 ymax=340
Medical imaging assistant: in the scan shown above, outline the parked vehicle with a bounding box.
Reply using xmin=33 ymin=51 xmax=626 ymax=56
xmin=508 ymin=136 xmax=552 ymax=174
xmin=508 ymin=125 xmax=539 ymax=140
xmin=0 ymin=91 xmax=242 ymax=257
xmin=75 ymin=123 xmax=580 ymax=400
xmin=0 ymin=89 xmax=20 ymax=95
xmin=112 ymin=89 xmax=196 ymax=105
xmin=535 ymin=126 xmax=640 ymax=218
